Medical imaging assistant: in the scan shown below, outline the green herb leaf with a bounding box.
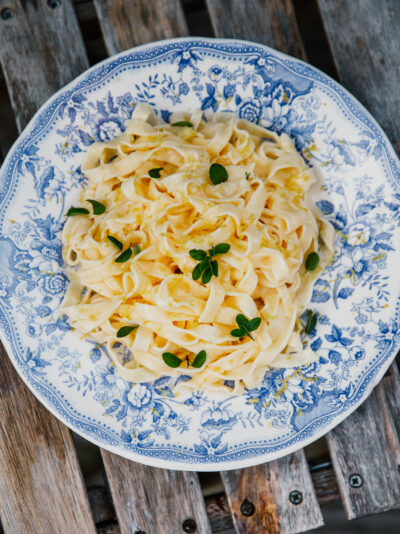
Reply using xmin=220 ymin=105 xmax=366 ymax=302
xmin=305 ymin=252 xmax=320 ymax=271
xmin=190 ymin=249 xmax=207 ymax=261
xmin=209 ymin=163 xmax=228 ymax=185
xmin=133 ymin=244 xmax=141 ymax=255
xmin=231 ymin=328 xmax=247 ymax=338
xmin=162 ymin=352 xmax=182 ymax=368
xmin=201 ymin=266 xmax=212 ymax=284
xmin=171 ymin=121 xmax=193 ymax=127
xmin=191 ymin=350 xmax=206 ymax=368
xmin=211 ymin=260 xmax=218 ymax=276
xmin=248 ymin=317 xmax=262 ymax=331
xmin=67 ymin=207 xmax=89 ymax=216
xmin=305 ymin=310 xmax=317 ymax=334
xmin=87 ymin=199 xmax=106 ymax=215
xmin=192 ymin=260 xmax=207 ymax=280
xmin=116 ymin=325 xmax=138 ymax=338
xmin=245 ymin=172 xmax=251 ymax=180
xmin=236 ymin=314 xmax=249 ymax=329
xmin=107 ymin=236 xmax=123 ymax=250
xmin=213 ymin=243 xmax=230 ymax=255
xmin=149 ymin=167 xmax=163 ymax=178
xmin=115 ymin=248 xmax=132 ymax=263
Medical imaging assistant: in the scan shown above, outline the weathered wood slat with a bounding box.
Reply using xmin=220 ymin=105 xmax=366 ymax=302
xmin=0 ymin=344 xmax=96 ymax=534
xmin=101 ymin=453 xmax=212 ymax=533
xmin=318 ymin=0 xmax=400 ymax=152
xmin=221 ymin=451 xmax=323 ymax=534
xmin=93 ymin=0 xmax=189 ymax=55
xmin=205 ymin=0 xmax=305 ymax=59
xmin=326 ymin=365 xmax=400 ymax=519
xmin=0 ymin=0 xmax=89 ymax=130
xmin=317 ymin=0 xmax=400 ymax=519
xmin=0 ymin=2 xmax=95 ymax=533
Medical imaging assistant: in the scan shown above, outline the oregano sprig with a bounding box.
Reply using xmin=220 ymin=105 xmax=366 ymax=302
xmin=171 ymin=120 xmax=193 ymax=127
xmin=190 ymin=243 xmax=230 ymax=284
xmin=230 ymin=314 xmax=261 ymax=340
xmin=87 ymin=199 xmax=106 ymax=215
xmin=305 ymin=252 xmax=320 ymax=271
xmin=117 ymin=325 xmax=139 ymax=338
xmin=162 ymin=350 xmax=207 ymax=369
xmin=304 ymin=309 xmax=317 ymax=334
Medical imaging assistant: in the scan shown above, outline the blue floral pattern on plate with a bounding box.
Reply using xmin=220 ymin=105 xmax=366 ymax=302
xmin=0 ymin=38 xmax=400 ymax=471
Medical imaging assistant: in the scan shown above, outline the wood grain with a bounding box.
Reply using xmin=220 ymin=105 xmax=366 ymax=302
xmin=93 ymin=0 xmax=188 ymax=55
xmin=101 ymin=452 xmax=212 ymax=533
xmin=205 ymin=0 xmax=305 ymax=59
xmin=221 ymin=451 xmax=323 ymax=534
xmin=0 ymin=2 xmax=96 ymax=533
xmin=326 ymin=365 xmax=400 ymax=519
xmin=0 ymin=0 xmax=89 ymax=131
xmin=318 ymin=0 xmax=400 ymax=152
xmin=0 ymin=343 xmax=96 ymax=534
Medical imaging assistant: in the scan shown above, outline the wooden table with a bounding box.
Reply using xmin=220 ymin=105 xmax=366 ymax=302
xmin=0 ymin=1 xmax=400 ymax=532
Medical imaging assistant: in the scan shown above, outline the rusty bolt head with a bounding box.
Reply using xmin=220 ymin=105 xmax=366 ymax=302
xmin=240 ymin=498 xmax=255 ymax=516
xmin=349 ymin=473 xmax=363 ymax=488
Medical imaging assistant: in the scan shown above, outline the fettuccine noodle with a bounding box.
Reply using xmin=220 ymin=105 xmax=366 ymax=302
xmin=61 ymin=103 xmax=334 ymax=393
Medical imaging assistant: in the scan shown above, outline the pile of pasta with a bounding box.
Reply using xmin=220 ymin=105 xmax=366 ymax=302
xmin=61 ymin=103 xmax=334 ymax=393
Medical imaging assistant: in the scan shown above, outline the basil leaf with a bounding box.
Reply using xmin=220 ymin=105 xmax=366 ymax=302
xmin=116 ymin=325 xmax=138 ymax=338
xmin=107 ymin=236 xmax=123 ymax=250
xmin=211 ymin=260 xmax=218 ymax=276
xmin=67 ymin=207 xmax=89 ymax=216
xmin=189 ymin=249 xmax=207 ymax=261
xmin=171 ymin=121 xmax=193 ymax=127
xmin=230 ymin=328 xmax=247 ymax=338
xmin=305 ymin=252 xmax=320 ymax=271
xmin=162 ymin=352 xmax=182 ymax=368
xmin=209 ymin=163 xmax=228 ymax=185
xmin=236 ymin=314 xmax=249 ymax=329
xmin=191 ymin=350 xmax=206 ymax=368
xmin=248 ymin=317 xmax=262 ymax=331
xmin=213 ymin=243 xmax=230 ymax=255
xmin=149 ymin=167 xmax=163 ymax=178
xmin=87 ymin=199 xmax=106 ymax=215
xmin=133 ymin=244 xmax=141 ymax=255
xmin=115 ymin=248 xmax=132 ymax=263
xmin=201 ymin=267 xmax=212 ymax=284
xmin=305 ymin=310 xmax=317 ymax=334
xmin=245 ymin=172 xmax=250 ymax=180
xmin=192 ymin=261 xmax=207 ymax=280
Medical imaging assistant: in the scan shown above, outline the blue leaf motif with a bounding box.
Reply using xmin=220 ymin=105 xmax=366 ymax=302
xmin=326 ymin=325 xmax=341 ymax=343
xmin=310 ymin=338 xmax=322 ymax=351
xmin=120 ymin=430 xmax=132 ymax=443
xmin=328 ymin=350 xmax=341 ymax=366
xmin=79 ymin=130 xmax=93 ymax=146
xmin=152 ymin=401 xmax=165 ymax=423
xmin=384 ymin=201 xmax=399 ymax=212
xmin=68 ymin=107 xmax=76 ymax=123
xmin=338 ymin=288 xmax=354 ymax=299
xmin=153 ymin=376 xmax=171 ymax=387
xmin=316 ymin=200 xmax=334 ymax=214
xmin=311 ymin=290 xmax=330 ymax=303
xmin=211 ymin=434 xmax=222 ymax=448
xmin=194 ymin=444 xmax=208 ymax=455
xmin=215 ymin=444 xmax=229 ymax=455
xmin=138 ymin=430 xmax=152 ymax=441
xmin=355 ymin=203 xmax=375 ymax=217
xmin=374 ymin=232 xmax=392 ymax=241
xmin=374 ymin=242 xmax=394 ymax=251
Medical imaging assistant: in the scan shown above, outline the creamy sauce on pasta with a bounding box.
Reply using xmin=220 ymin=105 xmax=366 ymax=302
xmin=61 ymin=103 xmax=334 ymax=393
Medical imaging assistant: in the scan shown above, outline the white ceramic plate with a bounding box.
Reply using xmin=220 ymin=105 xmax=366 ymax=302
xmin=1 ymin=38 xmax=400 ymax=471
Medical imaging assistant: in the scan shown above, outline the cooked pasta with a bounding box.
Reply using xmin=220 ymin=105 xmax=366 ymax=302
xmin=61 ymin=103 xmax=334 ymax=393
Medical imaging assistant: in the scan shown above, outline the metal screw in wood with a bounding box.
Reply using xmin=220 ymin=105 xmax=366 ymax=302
xmin=47 ymin=0 xmax=61 ymax=8
xmin=289 ymin=490 xmax=303 ymax=505
xmin=240 ymin=498 xmax=255 ymax=516
xmin=0 ymin=7 xmax=13 ymax=20
xmin=349 ymin=474 xmax=363 ymax=488
xmin=182 ymin=518 xmax=197 ymax=532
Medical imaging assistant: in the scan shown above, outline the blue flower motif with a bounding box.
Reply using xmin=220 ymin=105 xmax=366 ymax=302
xmin=25 ymin=348 xmax=50 ymax=375
xmin=36 ymin=166 xmax=66 ymax=200
xmin=223 ymin=83 xmax=236 ymax=99
xmin=94 ymin=117 xmax=124 ymax=142
xmin=178 ymin=82 xmax=189 ymax=96
xmin=123 ymin=384 xmax=152 ymax=411
xmin=172 ymin=48 xmax=202 ymax=72
xmin=27 ymin=323 xmax=42 ymax=337
xmin=16 ymin=145 xmax=41 ymax=177
xmin=238 ymin=99 xmax=262 ymax=123
xmin=38 ymin=272 xmax=68 ymax=295
xmin=208 ymin=65 xmax=223 ymax=80
xmin=201 ymin=406 xmax=236 ymax=430
xmin=184 ymin=391 xmax=207 ymax=410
